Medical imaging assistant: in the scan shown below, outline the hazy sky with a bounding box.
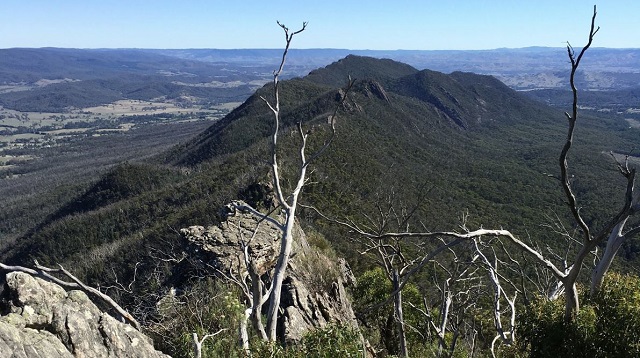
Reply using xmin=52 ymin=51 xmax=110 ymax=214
xmin=1 ymin=1 xmax=637 ymax=50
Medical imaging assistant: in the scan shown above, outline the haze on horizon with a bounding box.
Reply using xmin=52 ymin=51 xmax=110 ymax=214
xmin=1 ymin=1 xmax=638 ymax=50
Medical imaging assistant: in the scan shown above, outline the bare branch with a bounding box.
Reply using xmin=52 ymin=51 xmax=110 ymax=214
xmin=559 ymin=5 xmax=600 ymax=243
xmin=1 ymin=262 xmax=141 ymax=330
xmin=228 ymin=201 xmax=284 ymax=231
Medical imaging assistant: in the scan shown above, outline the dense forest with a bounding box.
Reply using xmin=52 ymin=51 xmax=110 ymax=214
xmin=2 ymin=10 xmax=640 ymax=358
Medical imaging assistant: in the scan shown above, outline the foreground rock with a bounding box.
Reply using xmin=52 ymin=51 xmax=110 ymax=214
xmin=0 ymin=271 xmax=169 ymax=358
xmin=181 ymin=200 xmax=360 ymax=346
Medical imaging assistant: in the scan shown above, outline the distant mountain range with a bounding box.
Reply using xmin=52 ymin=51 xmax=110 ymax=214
xmin=0 ymin=47 xmax=638 ymax=111
xmin=153 ymin=47 xmax=640 ymax=90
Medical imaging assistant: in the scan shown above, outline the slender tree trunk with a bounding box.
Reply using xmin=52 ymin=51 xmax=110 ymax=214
xmin=193 ymin=333 xmax=203 ymax=358
xmin=239 ymin=309 xmax=251 ymax=352
xmin=591 ymin=219 xmax=627 ymax=294
xmin=449 ymin=330 xmax=460 ymax=358
xmin=563 ymin=239 xmax=597 ymax=321
xmin=249 ymin=260 xmax=268 ymax=340
xmin=266 ymin=207 xmax=297 ymax=341
xmin=564 ymin=281 xmax=580 ymax=323
xmin=393 ymin=269 xmax=409 ymax=357
xmin=437 ymin=282 xmax=452 ymax=357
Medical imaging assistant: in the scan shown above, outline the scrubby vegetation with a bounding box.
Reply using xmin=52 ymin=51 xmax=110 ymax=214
xmin=2 ymin=10 xmax=640 ymax=357
xmin=2 ymin=51 xmax=640 ymax=355
xmin=520 ymin=272 xmax=640 ymax=357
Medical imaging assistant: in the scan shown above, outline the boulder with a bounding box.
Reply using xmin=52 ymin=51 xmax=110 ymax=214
xmin=0 ymin=271 xmax=169 ymax=358
xmin=181 ymin=200 xmax=360 ymax=346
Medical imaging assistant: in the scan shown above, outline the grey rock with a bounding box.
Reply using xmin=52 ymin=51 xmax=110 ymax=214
xmin=181 ymin=200 xmax=360 ymax=346
xmin=0 ymin=272 xmax=169 ymax=358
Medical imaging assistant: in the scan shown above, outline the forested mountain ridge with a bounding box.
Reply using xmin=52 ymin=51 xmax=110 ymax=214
xmin=2 ymin=53 xmax=640 ymax=356
xmin=5 ymin=54 xmax=637 ymax=276
xmin=168 ymin=55 xmax=556 ymax=166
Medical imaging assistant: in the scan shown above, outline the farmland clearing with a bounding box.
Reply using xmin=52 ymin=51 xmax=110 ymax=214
xmin=0 ymin=99 xmax=237 ymax=152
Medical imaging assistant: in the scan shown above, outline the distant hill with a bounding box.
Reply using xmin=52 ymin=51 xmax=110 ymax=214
xmin=0 ymin=48 xmax=268 ymax=112
xmin=0 ymin=48 xmax=258 ymax=83
xmin=156 ymin=47 xmax=640 ymax=90
xmin=1 ymin=47 xmax=639 ymax=112
xmin=2 ymin=55 xmax=639 ymax=319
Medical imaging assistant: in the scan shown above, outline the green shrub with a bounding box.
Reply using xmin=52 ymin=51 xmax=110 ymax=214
xmin=286 ymin=325 xmax=363 ymax=358
xmin=148 ymin=279 xmax=245 ymax=358
xmin=353 ymin=267 xmax=427 ymax=356
xmin=519 ymin=272 xmax=640 ymax=357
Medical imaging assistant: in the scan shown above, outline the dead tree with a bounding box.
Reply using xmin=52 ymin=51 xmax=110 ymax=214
xmin=547 ymin=5 xmax=640 ymax=321
xmin=229 ymin=21 xmax=355 ymax=344
xmin=406 ymin=246 xmax=483 ymax=357
xmin=471 ymin=240 xmax=517 ymax=357
xmin=319 ymin=193 xmax=493 ymax=357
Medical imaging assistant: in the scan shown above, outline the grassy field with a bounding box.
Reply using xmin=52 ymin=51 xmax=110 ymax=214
xmin=626 ymin=118 xmax=640 ymax=129
xmin=83 ymin=99 xmax=209 ymax=116
xmin=0 ymin=97 xmax=240 ymax=177
xmin=0 ymin=98 xmax=238 ymax=148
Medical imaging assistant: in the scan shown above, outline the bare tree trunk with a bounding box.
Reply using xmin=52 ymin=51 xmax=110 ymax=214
xmin=437 ymin=280 xmax=453 ymax=357
xmin=192 ymin=330 xmax=226 ymax=358
xmin=556 ymin=5 xmax=599 ymax=322
xmin=449 ymin=330 xmax=460 ymax=358
xmin=239 ymin=309 xmax=251 ymax=353
xmin=562 ymin=274 xmax=578 ymax=322
xmin=591 ymin=219 xmax=627 ymax=294
xmin=193 ymin=333 xmax=203 ymax=358
xmin=266 ymin=209 xmax=297 ymax=341
xmin=393 ymin=269 xmax=409 ymax=358
xmin=249 ymin=260 xmax=268 ymax=340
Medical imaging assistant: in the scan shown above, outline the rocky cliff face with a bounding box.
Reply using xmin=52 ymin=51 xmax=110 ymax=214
xmin=180 ymin=201 xmax=360 ymax=346
xmin=0 ymin=271 xmax=169 ymax=358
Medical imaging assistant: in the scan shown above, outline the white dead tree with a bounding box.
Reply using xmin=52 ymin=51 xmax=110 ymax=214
xmin=543 ymin=5 xmax=640 ymax=321
xmin=472 ymin=240 xmax=517 ymax=357
xmin=407 ymin=247 xmax=483 ymax=357
xmin=316 ymin=193 xmax=583 ymax=351
xmin=314 ymin=195 xmax=508 ymax=357
xmin=229 ymin=20 xmax=355 ymax=344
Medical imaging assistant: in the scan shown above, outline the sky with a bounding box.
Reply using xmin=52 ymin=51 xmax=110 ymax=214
xmin=1 ymin=1 xmax=637 ymax=50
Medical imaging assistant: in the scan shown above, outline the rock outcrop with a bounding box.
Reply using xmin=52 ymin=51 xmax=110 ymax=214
xmin=181 ymin=201 xmax=360 ymax=346
xmin=0 ymin=271 xmax=169 ymax=358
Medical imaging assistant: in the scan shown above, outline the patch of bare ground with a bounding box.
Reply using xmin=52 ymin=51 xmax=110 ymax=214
xmin=625 ymin=118 xmax=640 ymax=129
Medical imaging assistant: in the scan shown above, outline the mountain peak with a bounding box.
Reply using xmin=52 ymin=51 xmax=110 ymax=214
xmin=304 ymin=55 xmax=417 ymax=87
xmin=168 ymin=55 xmax=548 ymax=165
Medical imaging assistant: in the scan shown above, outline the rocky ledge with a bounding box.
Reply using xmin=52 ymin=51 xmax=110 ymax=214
xmin=0 ymin=271 xmax=169 ymax=358
xmin=181 ymin=200 xmax=360 ymax=346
